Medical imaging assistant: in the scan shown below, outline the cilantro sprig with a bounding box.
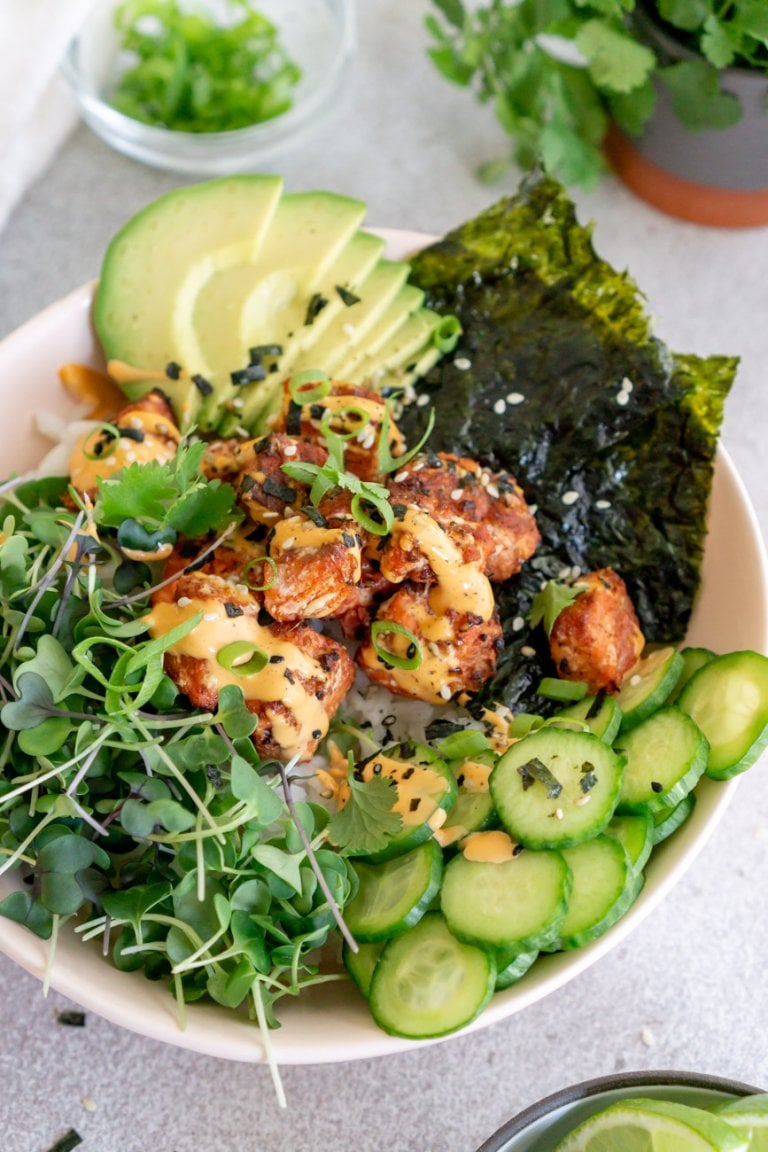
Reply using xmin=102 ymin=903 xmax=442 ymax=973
xmin=529 ymin=579 xmax=586 ymax=636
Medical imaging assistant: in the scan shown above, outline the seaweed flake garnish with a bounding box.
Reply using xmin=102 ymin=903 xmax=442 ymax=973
xmin=304 ymin=293 xmax=328 ymax=325
xmin=517 ymin=757 xmax=563 ymax=798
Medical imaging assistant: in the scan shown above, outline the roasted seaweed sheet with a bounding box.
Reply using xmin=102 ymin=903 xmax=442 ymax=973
xmin=402 ymin=175 xmax=737 ymax=711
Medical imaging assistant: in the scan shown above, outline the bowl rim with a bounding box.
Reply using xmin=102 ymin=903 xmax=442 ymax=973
xmin=60 ymin=0 xmax=356 ymax=149
xmin=476 ymin=1070 xmax=768 ymax=1150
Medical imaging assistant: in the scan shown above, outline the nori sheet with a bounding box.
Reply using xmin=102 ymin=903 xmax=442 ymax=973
xmin=401 ymin=174 xmax=737 ymax=712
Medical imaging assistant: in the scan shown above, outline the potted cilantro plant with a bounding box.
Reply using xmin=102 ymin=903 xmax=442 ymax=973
xmin=426 ymin=0 xmax=768 ymax=226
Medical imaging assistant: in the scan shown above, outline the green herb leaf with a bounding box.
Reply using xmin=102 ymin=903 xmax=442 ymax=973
xmin=576 ymin=19 xmax=656 ymax=94
xmin=659 ymin=59 xmax=742 ymax=131
xmin=327 ymin=775 xmax=402 ymax=856
xmin=529 ymin=581 xmax=585 ymax=636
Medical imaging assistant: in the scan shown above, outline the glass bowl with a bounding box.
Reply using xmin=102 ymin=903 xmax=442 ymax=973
xmin=475 ymin=1071 xmax=767 ymax=1151
xmin=61 ymin=0 xmax=355 ymax=174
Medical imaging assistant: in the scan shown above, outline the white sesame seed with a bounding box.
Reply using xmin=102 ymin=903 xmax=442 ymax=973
xmin=283 ymin=444 xmax=297 ymax=457
xmin=129 ymin=416 xmax=143 ymax=429
xmin=574 ymin=794 xmax=592 ymax=807
xmin=450 ymin=488 xmax=463 ymax=501
xmin=616 ymin=392 xmax=630 ymax=406
xmin=230 ymin=397 xmax=243 ymax=410
xmin=630 ymin=673 xmax=643 ymax=686
xmin=528 ymin=504 xmax=538 ymax=516
xmin=177 ymin=596 xmax=192 ymax=608
xmin=493 ymin=399 xmax=506 ymax=415
xmin=157 ymin=423 xmax=169 ymax=435
xmin=486 ymin=483 xmax=499 ymax=499
xmin=506 ymin=392 xmax=525 ymax=405
xmin=640 ymin=1027 xmax=655 ymax=1048
xmin=416 ymin=393 xmax=430 ymax=407
xmin=561 ymin=490 xmax=579 ymax=506
xmin=521 ymin=645 xmax=536 ymax=657
xmin=203 ymin=612 xmax=219 ymax=622
xmin=454 ymin=356 xmax=472 ymax=371
xmin=595 ymin=499 xmax=611 ymax=510
xmin=81 ymin=1097 xmax=97 ymax=1113
xmin=342 ymin=323 xmax=355 ymax=337
xmin=439 ymin=684 xmax=452 ymax=701
xmin=571 ymin=565 xmax=581 ymax=578
xmin=283 ymin=537 xmax=295 ymax=550
xmin=555 ymin=807 xmax=564 ymax=820
xmin=479 ymin=471 xmax=490 ymax=487
xmin=124 ymin=450 xmax=137 ymax=464
xmin=512 ymin=616 xmax=525 ymax=632
xmin=412 ymin=461 xmax=425 ymax=472
xmin=394 ymin=470 xmax=409 ymax=483
xmin=621 ymin=377 xmax=634 ymax=393
xmin=557 ymin=567 xmax=572 ymax=581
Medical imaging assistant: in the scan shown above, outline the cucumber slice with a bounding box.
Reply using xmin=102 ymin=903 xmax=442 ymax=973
xmin=440 ymin=847 xmax=571 ymax=951
xmin=368 ymin=912 xmax=495 ymax=1038
xmin=604 ymin=809 xmax=654 ymax=872
xmin=490 ymin=728 xmax=625 ymax=849
xmin=553 ymin=691 xmax=622 ymax=744
xmin=677 ymin=650 xmax=768 ymax=779
xmin=616 ymin=705 xmax=709 ymax=813
xmin=343 ymin=940 xmax=383 ymax=998
xmin=494 ymin=947 xmax=539 ymax=991
xmin=436 ymin=754 xmax=497 ymax=851
xmin=343 ymin=839 xmax=443 ymax=942
xmin=547 ymin=834 xmax=643 ymax=951
xmin=667 ymin=646 xmax=716 ymax=704
xmin=616 ymin=646 xmax=684 ymax=731
xmin=651 ymin=792 xmax=696 ymax=845
xmin=354 ymin=741 xmax=457 ymax=862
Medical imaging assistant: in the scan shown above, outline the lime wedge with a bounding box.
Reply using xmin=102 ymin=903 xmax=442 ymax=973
xmin=553 ymin=1098 xmax=749 ymax=1151
xmin=715 ymin=1094 xmax=768 ymax=1151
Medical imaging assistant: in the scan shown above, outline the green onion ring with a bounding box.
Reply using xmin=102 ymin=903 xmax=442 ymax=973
xmin=370 ymin=619 xmax=422 ymax=671
xmin=243 ymin=555 xmax=278 ymax=592
xmin=82 ymin=422 xmax=121 ymax=461
xmin=378 ymin=403 xmax=436 ymax=475
xmin=288 ymin=370 xmax=331 ymax=406
xmin=351 ymin=492 xmax=394 ymax=537
xmin=319 ymin=403 xmax=373 ymax=441
xmin=216 ymin=640 xmax=269 ymax=676
xmin=433 ymin=314 xmax=462 ymax=353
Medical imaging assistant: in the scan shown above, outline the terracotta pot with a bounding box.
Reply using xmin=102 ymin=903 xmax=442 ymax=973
xmin=605 ymin=5 xmax=768 ymax=227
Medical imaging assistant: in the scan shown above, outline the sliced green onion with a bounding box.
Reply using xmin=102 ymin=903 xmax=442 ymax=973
xmin=434 ymin=314 xmax=462 ymax=353
xmin=320 ymin=404 xmax=372 ymax=441
xmin=243 ymin=555 xmax=277 ymax=592
xmin=82 ymin=422 xmax=121 ymax=461
xmin=370 ymin=620 xmax=422 ymax=671
xmin=216 ymin=641 xmax=269 ymax=676
xmin=537 ymin=677 xmax=589 ymax=702
xmin=350 ymin=492 xmax=394 ymax=537
xmin=288 ymin=370 xmax=331 ymax=406
xmin=377 ymin=402 xmax=436 ymax=475
xmin=508 ymin=713 xmax=544 ymax=738
xmin=437 ymin=729 xmax=491 ymax=761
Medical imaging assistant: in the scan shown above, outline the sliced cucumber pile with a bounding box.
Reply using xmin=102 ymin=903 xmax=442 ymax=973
xmin=341 ymin=644 xmax=768 ymax=1040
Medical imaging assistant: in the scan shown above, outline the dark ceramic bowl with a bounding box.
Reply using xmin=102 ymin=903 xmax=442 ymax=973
xmin=476 ymin=1071 xmax=766 ymax=1151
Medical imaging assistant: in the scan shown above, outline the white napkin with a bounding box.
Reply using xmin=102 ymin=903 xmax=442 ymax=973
xmin=0 ymin=0 xmax=97 ymax=235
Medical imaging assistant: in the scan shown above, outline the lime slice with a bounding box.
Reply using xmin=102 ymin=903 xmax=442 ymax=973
xmin=715 ymin=1094 xmax=768 ymax=1151
xmin=553 ymin=1098 xmax=749 ymax=1151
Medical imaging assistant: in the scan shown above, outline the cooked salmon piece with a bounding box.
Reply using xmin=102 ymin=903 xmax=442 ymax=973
xmin=228 ymin=432 xmax=327 ymax=527
xmin=386 ymin=452 xmax=540 ymax=582
xmin=549 ymin=567 xmax=645 ymax=694
xmin=357 ymin=583 xmax=503 ymax=706
xmin=148 ymin=571 xmax=354 ymax=762
xmin=263 ymin=512 xmax=364 ymax=621
xmin=68 ymin=389 xmax=180 ymax=495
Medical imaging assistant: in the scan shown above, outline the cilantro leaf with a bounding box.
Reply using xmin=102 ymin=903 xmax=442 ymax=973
xmin=658 ymin=59 xmax=742 ymax=131
xmin=327 ymin=775 xmax=402 ymax=856
xmin=529 ymin=580 xmax=585 ymax=636
xmin=97 ymin=461 xmax=177 ymax=527
xmin=576 ymin=19 xmax=656 ymax=94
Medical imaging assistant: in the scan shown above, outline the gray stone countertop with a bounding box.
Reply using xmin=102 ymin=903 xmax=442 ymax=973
xmin=0 ymin=3 xmax=767 ymax=1150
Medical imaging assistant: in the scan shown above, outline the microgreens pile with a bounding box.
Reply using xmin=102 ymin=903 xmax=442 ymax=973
xmin=0 ymin=430 xmax=413 ymax=1102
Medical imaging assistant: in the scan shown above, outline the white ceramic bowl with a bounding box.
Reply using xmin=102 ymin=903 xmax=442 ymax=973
xmin=0 ymin=230 xmax=766 ymax=1065
xmin=475 ymin=1071 xmax=767 ymax=1151
xmin=61 ymin=0 xmax=355 ymax=174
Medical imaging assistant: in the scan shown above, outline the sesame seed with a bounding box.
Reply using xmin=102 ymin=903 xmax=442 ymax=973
xmin=439 ymin=684 xmax=452 ymax=701
xmin=416 ymin=393 xmax=430 ymax=407
xmin=454 ymin=356 xmax=472 ymax=371
xmin=621 ymin=377 xmax=634 ymax=393
xmin=450 ymin=488 xmax=463 ymax=501
xmin=493 ymin=399 xmax=506 ymax=415
xmin=342 ymin=323 xmax=355 ymax=337
xmin=129 ymin=416 xmax=143 ymax=429
xmin=506 ymin=392 xmax=525 ymax=405
xmin=574 ymin=794 xmax=592 ymax=807
xmin=571 ymin=565 xmax=581 ymax=578
xmin=512 ymin=616 xmax=525 ymax=632
xmin=283 ymin=444 xmax=297 ymax=457
xmin=203 ymin=612 xmax=219 ymax=622
xmin=557 ymin=567 xmax=572 ymax=581
xmin=124 ymin=450 xmax=137 ymax=464
xmin=394 ymin=470 xmax=409 ymax=483
xmin=230 ymin=397 xmax=243 ymax=410
xmin=521 ymin=645 xmax=536 ymax=657
xmin=81 ymin=1096 xmax=97 ymax=1113
xmin=630 ymin=673 xmax=643 ymax=686
xmin=486 ymin=483 xmax=499 ymax=499
xmin=177 ymin=596 xmax=192 ymax=608
xmin=555 ymin=807 xmax=564 ymax=820
xmin=616 ymin=392 xmax=630 ymax=406
xmin=595 ymin=499 xmax=611 ymax=510
xmin=561 ymin=490 xmax=579 ymax=506
xmin=528 ymin=504 xmax=538 ymax=515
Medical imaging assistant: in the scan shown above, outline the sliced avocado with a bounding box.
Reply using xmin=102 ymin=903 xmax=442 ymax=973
xmin=183 ymin=190 xmax=367 ymax=427
xmin=94 ymin=175 xmax=283 ymax=427
xmin=334 ymin=283 xmax=426 ymax=380
xmin=349 ymin=307 xmax=442 ymax=390
xmin=288 ymin=258 xmax=411 ymax=378
xmin=234 ymin=228 xmax=386 ymax=431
